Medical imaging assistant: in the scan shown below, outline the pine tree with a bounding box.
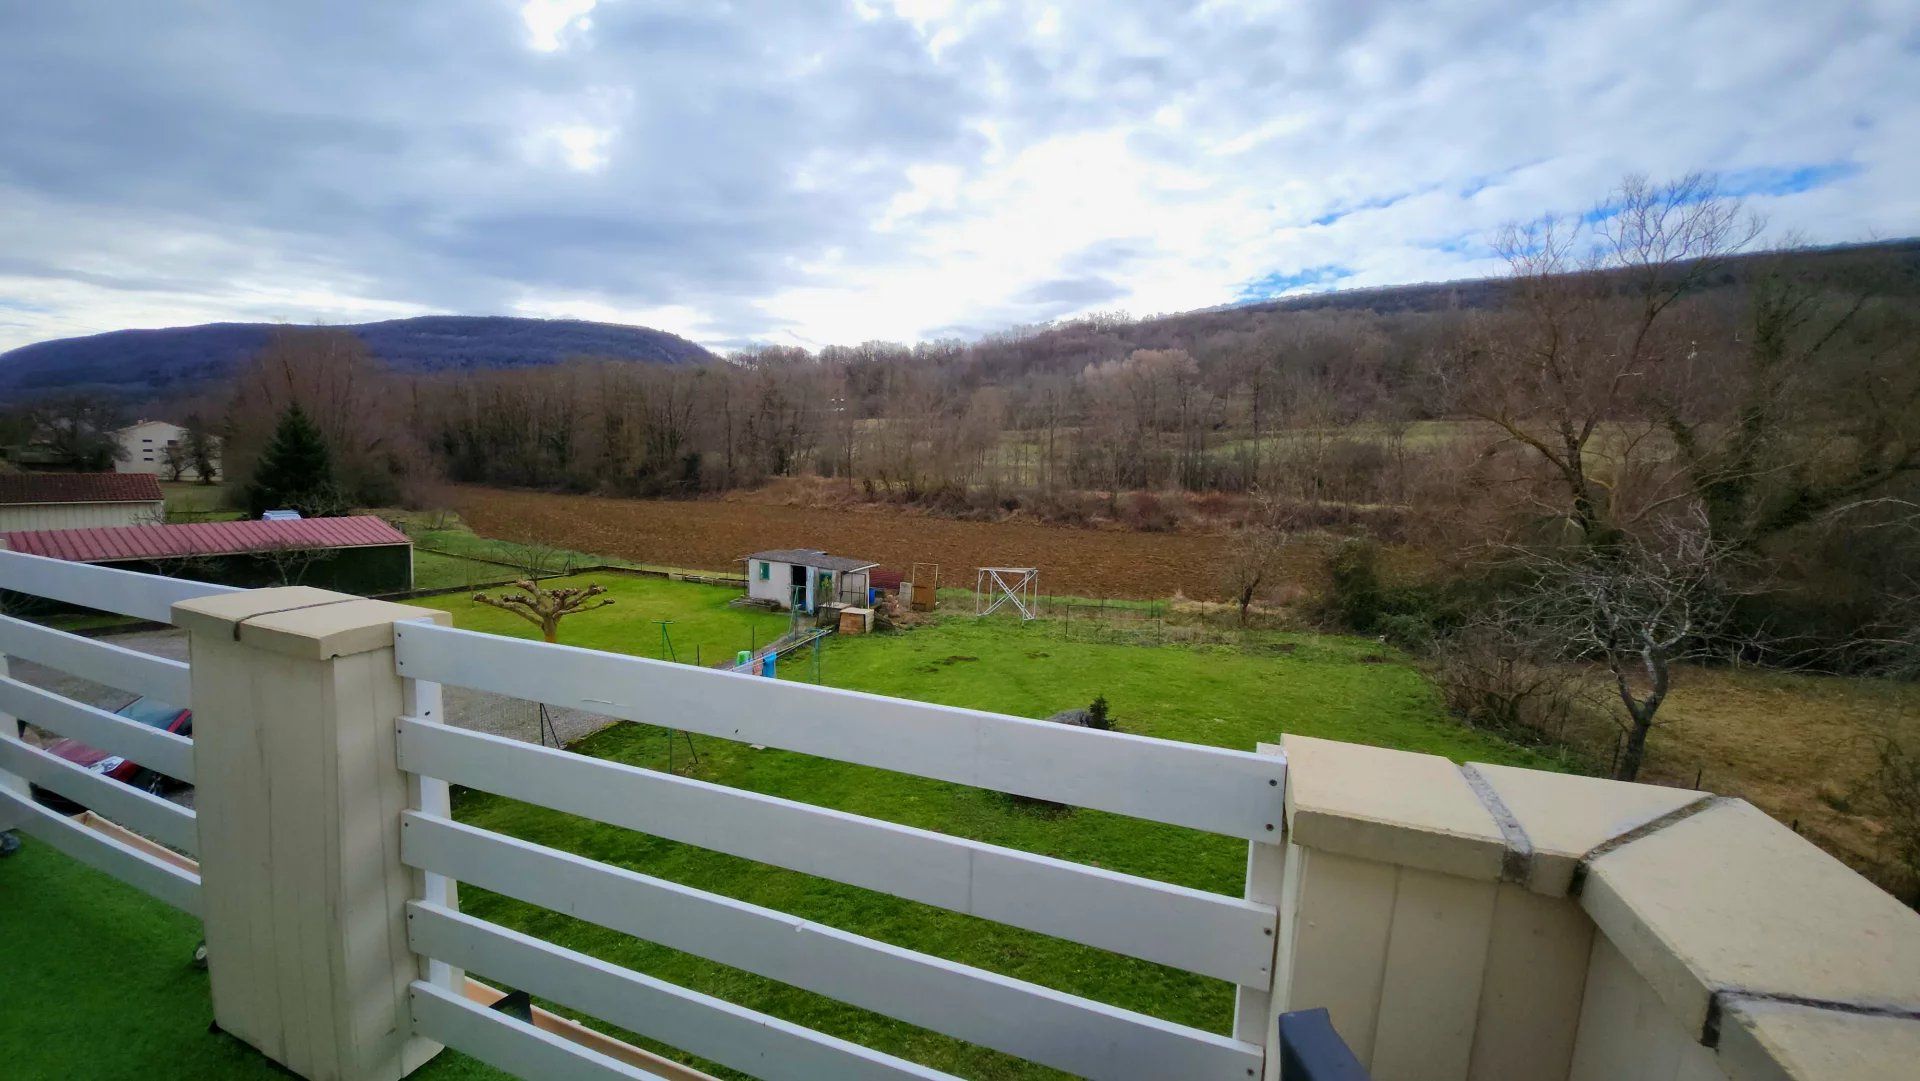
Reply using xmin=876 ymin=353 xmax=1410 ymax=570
xmin=245 ymin=404 xmax=340 ymax=517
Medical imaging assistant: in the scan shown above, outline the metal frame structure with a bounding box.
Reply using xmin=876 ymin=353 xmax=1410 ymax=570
xmin=973 ymin=566 xmax=1039 ymax=620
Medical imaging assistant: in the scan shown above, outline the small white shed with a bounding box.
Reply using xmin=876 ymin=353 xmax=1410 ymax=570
xmin=744 ymin=549 xmax=879 ymax=612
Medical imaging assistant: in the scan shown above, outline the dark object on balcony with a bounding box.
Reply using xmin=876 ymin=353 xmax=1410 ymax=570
xmin=1278 ymin=1007 xmax=1371 ymax=1080
xmin=488 ymin=988 xmax=534 ymax=1023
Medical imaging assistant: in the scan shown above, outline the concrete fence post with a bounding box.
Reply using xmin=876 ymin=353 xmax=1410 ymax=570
xmin=174 ymin=587 xmax=452 ymax=1081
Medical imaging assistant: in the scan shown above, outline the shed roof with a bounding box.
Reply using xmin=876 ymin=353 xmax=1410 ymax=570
xmin=745 ymin=548 xmax=878 ymax=573
xmin=1 ymin=515 xmax=410 ymax=563
xmin=0 ymin=472 xmax=164 ymax=506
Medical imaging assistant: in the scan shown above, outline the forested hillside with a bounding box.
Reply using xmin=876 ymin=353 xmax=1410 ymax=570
xmin=0 ymin=314 xmax=713 ymax=397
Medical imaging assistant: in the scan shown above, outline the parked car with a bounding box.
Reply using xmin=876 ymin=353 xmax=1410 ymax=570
xmin=28 ymin=696 xmax=192 ymax=814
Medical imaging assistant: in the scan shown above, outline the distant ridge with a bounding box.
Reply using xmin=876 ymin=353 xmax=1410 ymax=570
xmin=0 ymin=314 xmax=716 ymax=398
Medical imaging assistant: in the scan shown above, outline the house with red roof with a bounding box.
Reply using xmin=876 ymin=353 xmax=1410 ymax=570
xmin=0 ymin=472 xmax=165 ymax=531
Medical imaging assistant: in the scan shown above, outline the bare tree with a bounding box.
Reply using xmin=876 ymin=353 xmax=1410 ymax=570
xmin=1446 ymin=174 xmax=1763 ymax=541
xmin=1220 ymin=493 xmax=1292 ymax=625
xmin=1498 ymin=508 xmax=1749 ymax=781
xmin=254 ymin=541 xmax=338 ymax=587
xmin=473 ymin=580 xmax=614 ymax=643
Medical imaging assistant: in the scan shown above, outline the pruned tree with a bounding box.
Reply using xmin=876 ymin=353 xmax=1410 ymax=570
xmin=1497 ymin=508 xmax=1749 ymax=781
xmin=473 ymin=580 xmax=614 ymax=643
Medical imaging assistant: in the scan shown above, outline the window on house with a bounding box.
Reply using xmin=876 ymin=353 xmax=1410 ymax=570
xmin=759 ymin=561 xmax=770 ymax=580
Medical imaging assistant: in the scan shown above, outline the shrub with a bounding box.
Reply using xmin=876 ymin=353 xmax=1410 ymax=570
xmin=1327 ymin=537 xmax=1385 ymax=632
xmin=1086 ymin=695 xmax=1112 ymax=731
xmin=1874 ymin=735 xmax=1920 ymax=907
xmin=1431 ymin=620 xmax=1611 ymax=758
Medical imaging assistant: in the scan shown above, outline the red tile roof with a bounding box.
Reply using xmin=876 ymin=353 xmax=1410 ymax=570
xmin=0 ymin=472 xmax=164 ymax=505
xmin=1 ymin=516 xmax=411 ymax=563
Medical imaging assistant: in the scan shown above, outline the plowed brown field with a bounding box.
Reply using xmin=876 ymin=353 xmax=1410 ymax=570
xmin=449 ymin=485 xmax=1325 ymax=600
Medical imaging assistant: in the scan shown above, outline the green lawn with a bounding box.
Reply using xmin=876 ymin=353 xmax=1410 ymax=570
xmin=407 ymin=572 xmax=793 ymax=668
xmin=6 ymin=581 xmax=1549 ymax=1080
xmin=444 ymin=607 xmax=1552 ymax=1079
xmin=410 ymin=549 xmax=525 ymax=592
xmin=159 ymin=481 xmax=244 ymax=522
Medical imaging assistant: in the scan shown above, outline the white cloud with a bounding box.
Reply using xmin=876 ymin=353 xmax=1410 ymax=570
xmin=520 ymin=0 xmax=598 ymax=52
xmin=0 ymin=0 xmax=1916 ymax=355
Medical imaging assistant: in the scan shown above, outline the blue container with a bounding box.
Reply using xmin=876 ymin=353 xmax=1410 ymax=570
xmin=761 ymin=654 xmax=777 ymax=679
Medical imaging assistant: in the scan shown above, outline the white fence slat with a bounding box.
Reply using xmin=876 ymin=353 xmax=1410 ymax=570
xmin=0 ymin=739 xmax=198 ymax=853
xmin=394 ymin=623 xmax=1286 ymax=841
xmin=0 ymin=789 xmax=201 ymax=914
xmin=402 ymin=813 xmax=1262 ymax=1081
xmin=408 ymin=902 xmax=957 ymax=1081
xmin=0 ymin=677 xmax=195 ymax=783
xmin=0 ymin=549 xmax=237 ymax=624
xmin=0 ymin=614 xmax=192 ymax=704
xmin=407 ymin=981 xmax=663 ymax=1081
xmin=0 ymin=676 xmax=195 ymax=783
xmin=399 ymin=718 xmax=1275 ymax=986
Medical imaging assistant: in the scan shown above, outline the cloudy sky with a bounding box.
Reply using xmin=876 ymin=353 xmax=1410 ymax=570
xmin=1 ymin=1 xmax=1915 ymax=354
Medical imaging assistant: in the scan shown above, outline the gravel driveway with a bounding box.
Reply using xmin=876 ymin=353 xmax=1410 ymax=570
xmin=7 ymin=626 xmax=626 ymax=810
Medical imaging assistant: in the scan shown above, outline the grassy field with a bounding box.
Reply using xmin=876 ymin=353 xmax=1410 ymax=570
xmin=430 ymin=591 xmax=1553 ymax=1079
xmin=408 ymin=572 xmax=793 ymax=667
xmin=1643 ymin=666 xmax=1920 ymax=893
xmin=159 ymin=480 xmax=243 ymax=522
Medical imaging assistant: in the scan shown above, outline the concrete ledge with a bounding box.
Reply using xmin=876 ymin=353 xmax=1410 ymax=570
xmin=1282 ymin=735 xmax=1505 ymax=881
xmin=1580 ymin=799 xmax=1920 ymax=1040
xmin=1716 ymin=998 xmax=1920 ymax=1081
xmin=175 ymin=590 xmax=450 ymax=660
xmin=1469 ymin=761 xmax=1708 ymax=896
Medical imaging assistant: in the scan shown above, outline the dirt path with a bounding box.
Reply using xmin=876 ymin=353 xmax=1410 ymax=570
xmin=449 ymin=485 xmax=1321 ymax=600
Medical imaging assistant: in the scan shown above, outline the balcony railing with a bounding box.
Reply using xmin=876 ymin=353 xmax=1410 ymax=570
xmin=2 ymin=548 xmax=1916 ymax=1081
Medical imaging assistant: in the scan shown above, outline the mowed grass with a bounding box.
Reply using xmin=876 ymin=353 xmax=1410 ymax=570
xmin=446 ymin=606 xmax=1553 ymax=1079
xmin=0 ymin=840 xmax=502 ymax=1081
xmin=159 ymin=480 xmax=244 ymax=521
xmin=4 ymin=577 xmax=1548 ymax=1080
xmin=410 ymin=549 xmax=526 ymax=592
xmin=408 ymin=572 xmax=793 ymax=668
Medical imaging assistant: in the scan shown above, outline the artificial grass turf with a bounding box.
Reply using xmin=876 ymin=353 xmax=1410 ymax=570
xmin=0 ymin=838 xmax=503 ymax=1080
xmin=447 ymin=613 xmax=1556 ymax=1079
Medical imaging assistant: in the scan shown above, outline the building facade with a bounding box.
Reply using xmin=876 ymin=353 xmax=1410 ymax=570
xmin=0 ymin=472 xmax=166 ymax=531
xmin=113 ymin=419 xmax=218 ymax=478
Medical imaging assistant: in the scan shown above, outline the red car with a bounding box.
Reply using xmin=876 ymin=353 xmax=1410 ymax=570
xmin=30 ymin=696 xmax=192 ymax=814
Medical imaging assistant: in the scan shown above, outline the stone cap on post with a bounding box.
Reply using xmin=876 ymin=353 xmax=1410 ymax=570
xmin=173 ymin=587 xmax=450 ymax=660
xmin=1280 ymin=734 xmax=1506 ymax=880
xmin=1279 ymin=734 xmax=1920 ymax=1080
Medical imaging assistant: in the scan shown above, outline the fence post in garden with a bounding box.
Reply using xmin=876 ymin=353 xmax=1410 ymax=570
xmin=173 ymin=586 xmax=454 ymax=1081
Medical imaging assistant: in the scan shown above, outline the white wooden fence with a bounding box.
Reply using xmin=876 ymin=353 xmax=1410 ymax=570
xmin=0 ymin=550 xmax=1294 ymax=1081
xmin=0 ymin=551 xmax=233 ymax=914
